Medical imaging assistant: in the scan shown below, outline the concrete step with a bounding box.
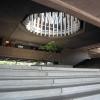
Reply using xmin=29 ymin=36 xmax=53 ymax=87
xmin=0 ymin=65 xmax=100 ymax=100
xmin=0 ymin=65 xmax=99 ymax=72
xmin=0 ymin=78 xmax=100 ymax=89
xmin=0 ymin=71 xmax=100 ymax=77
xmin=75 ymin=94 xmax=100 ymax=100
xmin=1 ymin=75 xmax=100 ymax=80
xmin=48 ymin=72 xmax=100 ymax=76
xmin=0 ymin=69 xmax=99 ymax=75
xmin=0 ymin=84 xmax=100 ymax=100
xmin=0 ymin=71 xmax=47 ymax=77
xmin=0 ymin=65 xmax=41 ymax=70
xmin=0 ymin=71 xmax=100 ymax=78
xmin=0 ymin=69 xmax=99 ymax=73
xmin=41 ymin=66 xmax=100 ymax=72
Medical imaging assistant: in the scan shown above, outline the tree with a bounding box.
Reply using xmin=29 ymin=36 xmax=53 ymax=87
xmin=39 ymin=41 xmax=62 ymax=52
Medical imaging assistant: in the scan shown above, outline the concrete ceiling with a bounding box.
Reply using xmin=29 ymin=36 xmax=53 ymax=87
xmin=0 ymin=0 xmax=67 ymax=46
xmin=0 ymin=0 xmax=100 ymax=49
xmin=0 ymin=0 xmax=55 ymax=38
xmin=33 ymin=0 xmax=100 ymax=28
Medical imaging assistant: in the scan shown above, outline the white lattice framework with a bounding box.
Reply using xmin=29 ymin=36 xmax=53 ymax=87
xmin=24 ymin=12 xmax=80 ymax=37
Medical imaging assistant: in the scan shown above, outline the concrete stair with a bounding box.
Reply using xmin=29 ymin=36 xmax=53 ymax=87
xmin=0 ymin=64 xmax=100 ymax=100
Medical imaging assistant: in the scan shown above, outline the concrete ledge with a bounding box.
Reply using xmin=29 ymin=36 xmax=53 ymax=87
xmin=0 ymin=65 xmax=42 ymax=70
xmin=0 ymin=84 xmax=100 ymax=100
xmin=0 ymin=71 xmax=100 ymax=78
xmin=0 ymin=78 xmax=100 ymax=89
xmin=0 ymin=65 xmax=100 ymax=72
xmin=41 ymin=66 xmax=100 ymax=72
xmin=1 ymin=75 xmax=100 ymax=80
xmin=75 ymin=94 xmax=100 ymax=100
xmin=0 ymin=71 xmax=47 ymax=76
xmin=0 ymin=65 xmax=100 ymax=100
xmin=48 ymin=72 xmax=100 ymax=76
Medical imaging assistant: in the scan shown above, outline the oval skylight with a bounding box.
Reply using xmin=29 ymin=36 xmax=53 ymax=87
xmin=23 ymin=12 xmax=80 ymax=37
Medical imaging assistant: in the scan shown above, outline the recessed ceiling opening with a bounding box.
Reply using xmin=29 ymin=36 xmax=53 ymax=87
xmin=23 ymin=12 xmax=81 ymax=37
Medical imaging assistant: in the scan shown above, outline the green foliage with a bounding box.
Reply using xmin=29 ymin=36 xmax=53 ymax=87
xmin=39 ymin=41 xmax=63 ymax=52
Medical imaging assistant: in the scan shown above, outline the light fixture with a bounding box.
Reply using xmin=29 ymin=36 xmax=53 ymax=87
xmin=89 ymin=47 xmax=100 ymax=54
xmin=23 ymin=12 xmax=81 ymax=37
xmin=5 ymin=40 xmax=10 ymax=44
xmin=97 ymin=47 xmax=100 ymax=50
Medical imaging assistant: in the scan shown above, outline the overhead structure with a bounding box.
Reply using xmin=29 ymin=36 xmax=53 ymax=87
xmin=23 ymin=12 xmax=80 ymax=37
xmin=33 ymin=0 xmax=100 ymax=28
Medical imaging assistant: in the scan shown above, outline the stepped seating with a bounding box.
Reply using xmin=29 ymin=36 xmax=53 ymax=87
xmin=0 ymin=64 xmax=100 ymax=100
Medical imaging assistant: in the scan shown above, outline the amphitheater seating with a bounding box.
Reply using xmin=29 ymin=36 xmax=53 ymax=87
xmin=0 ymin=64 xmax=100 ymax=100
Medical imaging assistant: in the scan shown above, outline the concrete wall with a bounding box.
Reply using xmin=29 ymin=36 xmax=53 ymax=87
xmin=0 ymin=47 xmax=91 ymax=66
xmin=60 ymin=49 xmax=90 ymax=65
xmin=0 ymin=47 xmax=61 ymax=62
